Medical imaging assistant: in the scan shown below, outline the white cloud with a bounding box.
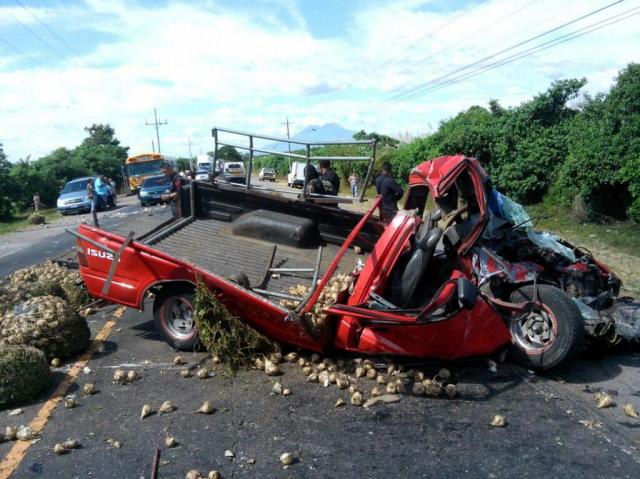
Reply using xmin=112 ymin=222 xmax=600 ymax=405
xmin=0 ymin=0 xmax=638 ymax=161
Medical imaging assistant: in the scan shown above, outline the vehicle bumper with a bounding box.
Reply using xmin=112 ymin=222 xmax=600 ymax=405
xmin=58 ymin=201 xmax=92 ymax=214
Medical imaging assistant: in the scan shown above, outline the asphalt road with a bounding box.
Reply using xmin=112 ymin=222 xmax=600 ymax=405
xmin=2 ymin=189 xmax=640 ymax=478
xmin=0 ymin=196 xmax=171 ymax=279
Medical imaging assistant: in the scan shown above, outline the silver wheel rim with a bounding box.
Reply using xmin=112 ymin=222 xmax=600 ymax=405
xmin=511 ymin=307 xmax=557 ymax=353
xmin=163 ymin=297 xmax=194 ymax=340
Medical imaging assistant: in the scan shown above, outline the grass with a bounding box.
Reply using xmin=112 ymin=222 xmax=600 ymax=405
xmin=527 ymin=203 xmax=640 ymax=297
xmin=0 ymin=208 xmax=62 ymax=235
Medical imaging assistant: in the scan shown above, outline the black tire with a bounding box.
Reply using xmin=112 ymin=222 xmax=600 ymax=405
xmin=153 ymin=285 xmax=198 ymax=351
xmin=508 ymin=284 xmax=584 ymax=371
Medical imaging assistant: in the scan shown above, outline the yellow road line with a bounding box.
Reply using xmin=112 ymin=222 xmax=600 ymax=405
xmin=0 ymin=306 xmax=125 ymax=479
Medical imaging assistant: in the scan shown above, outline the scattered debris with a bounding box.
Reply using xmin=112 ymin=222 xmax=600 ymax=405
xmin=186 ymin=470 xmax=201 ymax=479
xmin=173 ymin=356 xmax=185 ymax=366
xmin=8 ymin=408 xmax=23 ymax=416
xmin=195 ymin=401 xmax=215 ymax=415
xmin=364 ymin=394 xmax=401 ymax=408
xmin=624 ymin=403 xmax=639 ymax=418
xmin=140 ymin=404 xmax=153 ymax=420
xmin=351 ymin=391 xmax=364 ymax=406
xmin=490 ymin=415 xmax=506 ymax=427
xmin=64 ymin=398 xmax=75 ymax=409
xmin=224 ymin=449 xmax=235 ymax=459
xmin=579 ymin=419 xmax=602 ymax=429
xmin=159 ymin=400 xmax=176 ymax=415
xmin=487 ymin=360 xmax=498 ymax=373
xmin=282 ymin=388 xmax=291 ymax=396
xmin=264 ymin=359 xmax=280 ymax=376
xmin=113 ymin=369 xmax=127 ymax=384
xmin=207 ymin=471 xmax=221 ymax=479
xmin=126 ymin=370 xmax=138 ymax=382
xmin=5 ymin=426 xmax=17 ymax=441
xmin=595 ymin=393 xmax=616 ymax=409
xmin=17 ymin=425 xmax=35 ymax=441
xmin=164 ymin=436 xmax=177 ymax=448
xmin=179 ymin=369 xmax=191 ymax=379
xmin=53 ymin=443 xmax=67 ymax=455
xmin=106 ymin=438 xmax=122 ymax=449
xmin=280 ymin=452 xmax=294 ymax=466
xmin=62 ymin=439 xmax=80 ymax=450
xmin=335 ymin=398 xmax=346 ymax=408
xmin=50 ymin=358 xmax=61 ymax=368
xmin=82 ymin=383 xmax=95 ymax=395
xmin=196 ymin=368 xmax=209 ymax=380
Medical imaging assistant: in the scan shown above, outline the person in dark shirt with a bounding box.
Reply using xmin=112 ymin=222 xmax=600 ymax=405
xmin=375 ymin=162 xmax=404 ymax=225
xmin=160 ymin=162 xmax=183 ymax=219
xmin=303 ymin=164 xmax=325 ymax=196
xmin=319 ymin=160 xmax=340 ymax=196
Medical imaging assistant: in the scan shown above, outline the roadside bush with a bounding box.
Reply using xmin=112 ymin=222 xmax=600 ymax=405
xmin=0 ymin=345 xmax=50 ymax=409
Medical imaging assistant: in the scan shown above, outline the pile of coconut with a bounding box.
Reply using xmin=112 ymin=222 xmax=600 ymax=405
xmin=0 ymin=260 xmax=91 ymax=312
xmin=279 ymin=274 xmax=354 ymax=330
xmin=0 ymin=345 xmax=50 ymax=409
xmin=0 ymin=295 xmax=90 ymax=360
xmin=254 ymin=351 xmax=458 ymax=406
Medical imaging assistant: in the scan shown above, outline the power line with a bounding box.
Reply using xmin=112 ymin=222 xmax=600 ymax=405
xmin=5 ymin=7 xmax=79 ymax=67
xmin=376 ymin=1 xmax=486 ymax=70
xmin=13 ymin=0 xmax=84 ymax=60
xmin=145 ymin=108 xmax=168 ymax=154
xmin=391 ymin=5 xmax=640 ymax=103
xmin=0 ymin=34 xmax=44 ymax=67
xmin=408 ymin=0 xmax=541 ymax=72
xmin=384 ymin=0 xmax=625 ymax=104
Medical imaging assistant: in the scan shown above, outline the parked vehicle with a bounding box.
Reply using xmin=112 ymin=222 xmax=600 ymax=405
xmin=70 ymin=155 xmax=638 ymax=370
xmin=196 ymin=154 xmax=213 ymax=172
xmin=139 ymin=175 xmax=171 ymax=206
xmin=57 ymin=177 xmax=95 ymax=215
xmin=287 ymin=161 xmax=308 ymax=188
xmin=195 ymin=168 xmax=211 ymax=181
xmin=218 ymin=161 xmax=246 ymax=184
xmin=259 ymin=168 xmax=276 ymax=182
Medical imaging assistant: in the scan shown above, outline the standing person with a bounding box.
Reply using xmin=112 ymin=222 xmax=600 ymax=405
xmin=33 ymin=193 xmax=41 ymax=213
xmin=86 ymin=178 xmax=99 ymax=227
xmin=160 ymin=162 xmax=183 ymax=219
xmin=348 ymin=172 xmax=359 ymax=198
xmin=375 ymin=162 xmax=404 ymax=225
xmin=319 ymin=160 xmax=340 ymax=196
xmin=303 ymin=164 xmax=325 ymax=197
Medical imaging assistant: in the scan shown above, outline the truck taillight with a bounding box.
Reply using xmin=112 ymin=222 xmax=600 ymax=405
xmin=77 ymin=245 xmax=88 ymax=267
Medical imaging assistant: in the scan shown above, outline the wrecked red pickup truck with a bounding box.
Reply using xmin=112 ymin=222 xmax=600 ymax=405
xmin=70 ymin=131 xmax=639 ymax=371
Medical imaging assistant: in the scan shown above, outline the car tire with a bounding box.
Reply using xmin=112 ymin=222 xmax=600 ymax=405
xmin=153 ymin=285 xmax=199 ymax=351
xmin=508 ymin=284 xmax=584 ymax=371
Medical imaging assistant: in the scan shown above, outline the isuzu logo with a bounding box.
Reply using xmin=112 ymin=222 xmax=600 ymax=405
xmin=87 ymin=248 xmax=114 ymax=260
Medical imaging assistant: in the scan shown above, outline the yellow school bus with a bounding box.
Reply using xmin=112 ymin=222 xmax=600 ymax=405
xmin=124 ymin=153 xmax=176 ymax=194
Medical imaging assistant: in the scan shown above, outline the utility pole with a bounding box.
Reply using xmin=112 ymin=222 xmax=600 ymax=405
xmin=281 ymin=117 xmax=294 ymax=167
xmin=151 ymin=139 xmax=155 ymax=153
xmin=145 ymin=108 xmax=168 ymax=153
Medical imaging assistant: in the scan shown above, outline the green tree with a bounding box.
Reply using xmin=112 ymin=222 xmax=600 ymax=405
xmin=353 ymin=130 xmax=400 ymax=148
xmin=215 ymin=146 xmax=242 ymax=162
xmin=82 ymin=124 xmax=122 ymax=147
xmin=0 ymin=143 xmax=16 ymax=220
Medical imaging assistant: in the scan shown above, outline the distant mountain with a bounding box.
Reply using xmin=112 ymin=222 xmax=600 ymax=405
xmin=262 ymin=123 xmax=356 ymax=152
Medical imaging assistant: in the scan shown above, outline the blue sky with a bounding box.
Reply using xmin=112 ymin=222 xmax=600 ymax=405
xmin=0 ymin=0 xmax=639 ymax=160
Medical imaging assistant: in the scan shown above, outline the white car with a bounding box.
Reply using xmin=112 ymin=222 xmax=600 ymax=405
xmin=259 ymin=168 xmax=276 ymax=182
xmin=195 ymin=168 xmax=210 ymax=181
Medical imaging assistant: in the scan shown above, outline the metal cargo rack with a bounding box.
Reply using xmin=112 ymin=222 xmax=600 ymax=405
xmin=211 ymin=127 xmax=377 ymax=203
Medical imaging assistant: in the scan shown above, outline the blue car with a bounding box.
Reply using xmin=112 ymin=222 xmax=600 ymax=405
xmin=139 ymin=175 xmax=171 ymax=206
xmin=57 ymin=177 xmax=95 ymax=215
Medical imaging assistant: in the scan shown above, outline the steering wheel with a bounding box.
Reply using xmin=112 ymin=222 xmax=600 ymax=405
xmin=444 ymin=205 xmax=469 ymax=229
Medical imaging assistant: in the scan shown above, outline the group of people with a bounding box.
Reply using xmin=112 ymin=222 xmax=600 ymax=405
xmin=158 ymin=158 xmax=404 ymax=225
xmin=86 ymin=175 xmax=117 ymax=212
xmin=303 ymin=160 xmax=403 ymax=224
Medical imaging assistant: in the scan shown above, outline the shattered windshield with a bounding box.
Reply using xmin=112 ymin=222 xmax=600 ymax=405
xmin=487 ymin=189 xmax=576 ymax=262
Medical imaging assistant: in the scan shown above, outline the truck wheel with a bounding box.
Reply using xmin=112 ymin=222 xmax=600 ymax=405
xmin=508 ymin=284 xmax=584 ymax=371
xmin=153 ymin=286 xmax=199 ymax=351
